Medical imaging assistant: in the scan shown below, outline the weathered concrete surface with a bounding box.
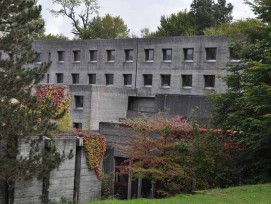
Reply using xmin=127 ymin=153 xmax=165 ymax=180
xmin=48 ymin=135 xmax=76 ymax=203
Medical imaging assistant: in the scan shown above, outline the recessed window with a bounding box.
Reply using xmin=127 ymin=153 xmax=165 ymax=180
xmin=125 ymin=49 xmax=133 ymax=62
xmin=56 ymin=73 xmax=64 ymax=84
xmin=161 ymin=75 xmax=171 ymax=87
xmin=73 ymin=50 xmax=81 ymax=62
xmin=73 ymin=122 xmax=82 ymax=129
xmin=204 ymin=75 xmax=215 ymax=89
xmin=143 ymin=74 xmax=153 ymax=87
xmin=184 ymin=48 xmax=194 ymax=61
xmin=72 ymin=73 xmax=79 ymax=84
xmin=162 ymin=49 xmax=172 ymax=61
xmin=229 ymin=47 xmax=240 ymax=61
xmin=145 ymin=49 xmax=154 ymax=62
xmin=105 ymin=74 xmax=114 ymax=85
xmin=47 ymin=74 xmax=50 ymax=83
xmin=206 ymin=48 xmax=216 ymax=61
xmin=9 ymin=53 xmax=14 ymax=61
xmin=88 ymin=74 xmax=96 ymax=84
xmin=107 ymin=50 xmax=115 ymax=62
xmin=90 ymin=50 xmax=97 ymax=62
xmin=57 ymin=51 xmax=65 ymax=62
xmin=182 ymin=75 xmax=192 ymax=88
xmin=34 ymin=53 xmax=41 ymax=63
xmin=123 ymin=74 xmax=132 ymax=86
xmin=74 ymin=95 xmax=84 ymax=108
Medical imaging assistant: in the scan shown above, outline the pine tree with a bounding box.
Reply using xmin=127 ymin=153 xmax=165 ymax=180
xmin=0 ymin=1 xmax=59 ymax=202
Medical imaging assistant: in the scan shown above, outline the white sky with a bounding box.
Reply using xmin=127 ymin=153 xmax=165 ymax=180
xmin=38 ymin=0 xmax=255 ymax=39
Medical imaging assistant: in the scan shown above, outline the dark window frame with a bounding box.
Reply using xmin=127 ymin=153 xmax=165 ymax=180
xmin=72 ymin=73 xmax=79 ymax=84
xmin=89 ymin=50 xmax=98 ymax=62
xmin=57 ymin=51 xmax=65 ymax=62
xmin=161 ymin=75 xmax=171 ymax=87
xmin=184 ymin=48 xmax=194 ymax=61
xmin=145 ymin=49 xmax=154 ymax=62
xmin=204 ymin=75 xmax=215 ymax=88
xmin=56 ymin=73 xmax=64 ymax=84
xmin=105 ymin=74 xmax=114 ymax=86
xmin=182 ymin=75 xmax=192 ymax=88
xmin=73 ymin=50 xmax=81 ymax=62
xmin=143 ymin=74 xmax=153 ymax=87
xmin=123 ymin=74 xmax=132 ymax=86
xmin=206 ymin=48 xmax=217 ymax=61
xmin=74 ymin=95 xmax=84 ymax=109
xmin=107 ymin=50 xmax=115 ymax=62
xmin=162 ymin=49 xmax=172 ymax=61
xmin=88 ymin=74 xmax=96 ymax=84
xmin=124 ymin=49 xmax=133 ymax=62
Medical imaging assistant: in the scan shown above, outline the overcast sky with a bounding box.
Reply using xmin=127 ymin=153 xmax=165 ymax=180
xmin=38 ymin=0 xmax=255 ymax=39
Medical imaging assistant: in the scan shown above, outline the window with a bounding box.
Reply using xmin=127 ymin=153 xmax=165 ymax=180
xmin=204 ymin=75 xmax=215 ymax=88
xmin=145 ymin=49 xmax=154 ymax=61
xmin=184 ymin=48 xmax=194 ymax=61
xmin=47 ymin=74 xmax=50 ymax=83
xmin=9 ymin=53 xmax=14 ymax=61
xmin=34 ymin=53 xmax=41 ymax=63
xmin=56 ymin=73 xmax=64 ymax=84
xmin=0 ymin=52 xmax=2 ymax=60
xmin=182 ymin=75 xmax=192 ymax=88
xmin=74 ymin=95 xmax=84 ymax=108
xmin=89 ymin=50 xmax=97 ymax=62
xmin=143 ymin=74 xmax=153 ymax=87
xmin=88 ymin=74 xmax=96 ymax=84
xmin=161 ymin=75 xmax=171 ymax=87
xmin=73 ymin=122 xmax=82 ymax=129
xmin=57 ymin=51 xmax=64 ymax=62
xmin=72 ymin=73 xmax=79 ymax=84
xmin=124 ymin=50 xmax=133 ymax=62
xmin=162 ymin=49 xmax=172 ymax=61
xmin=105 ymin=74 xmax=114 ymax=85
xmin=123 ymin=74 xmax=132 ymax=86
xmin=73 ymin=50 xmax=80 ymax=62
xmin=206 ymin=48 xmax=216 ymax=61
xmin=107 ymin=50 xmax=115 ymax=62
xmin=48 ymin=52 xmax=51 ymax=62
xmin=229 ymin=47 xmax=239 ymax=61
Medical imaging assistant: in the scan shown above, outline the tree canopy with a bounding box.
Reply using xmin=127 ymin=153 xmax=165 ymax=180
xmin=210 ymin=0 xmax=271 ymax=182
xmin=78 ymin=14 xmax=130 ymax=39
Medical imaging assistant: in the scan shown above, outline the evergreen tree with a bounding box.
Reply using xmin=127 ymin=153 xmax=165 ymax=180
xmin=211 ymin=0 xmax=271 ymax=182
xmin=0 ymin=1 xmax=62 ymax=202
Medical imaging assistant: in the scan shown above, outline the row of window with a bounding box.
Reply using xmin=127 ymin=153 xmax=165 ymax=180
xmin=50 ymin=73 xmax=215 ymax=88
xmin=40 ymin=47 xmax=239 ymax=64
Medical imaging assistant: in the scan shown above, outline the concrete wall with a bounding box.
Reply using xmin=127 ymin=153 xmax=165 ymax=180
xmin=0 ymin=135 xmax=101 ymax=204
xmin=69 ymin=85 xmax=136 ymax=130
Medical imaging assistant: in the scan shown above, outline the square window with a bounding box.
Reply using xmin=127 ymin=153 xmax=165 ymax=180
xmin=57 ymin=51 xmax=65 ymax=62
xmin=47 ymin=74 xmax=50 ymax=83
xmin=9 ymin=53 xmax=14 ymax=61
xmin=105 ymin=74 xmax=114 ymax=85
xmin=73 ymin=122 xmax=82 ymax=129
xmin=182 ymin=75 xmax=192 ymax=88
xmin=143 ymin=74 xmax=153 ymax=86
xmin=206 ymin=48 xmax=216 ymax=61
xmin=34 ymin=53 xmax=41 ymax=63
xmin=107 ymin=50 xmax=115 ymax=62
xmin=123 ymin=74 xmax=132 ymax=86
xmin=145 ymin=49 xmax=154 ymax=61
xmin=72 ymin=73 xmax=79 ymax=84
xmin=162 ymin=49 xmax=172 ymax=61
xmin=73 ymin=50 xmax=80 ymax=62
xmin=161 ymin=75 xmax=171 ymax=87
xmin=74 ymin=95 xmax=84 ymax=108
xmin=184 ymin=48 xmax=194 ymax=61
xmin=56 ymin=73 xmax=64 ymax=84
xmin=229 ymin=47 xmax=239 ymax=61
xmin=88 ymin=74 xmax=96 ymax=84
xmin=204 ymin=75 xmax=215 ymax=88
xmin=90 ymin=50 xmax=97 ymax=62
xmin=125 ymin=49 xmax=133 ymax=62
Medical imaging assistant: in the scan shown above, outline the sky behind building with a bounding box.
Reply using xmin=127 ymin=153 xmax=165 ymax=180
xmin=38 ymin=0 xmax=255 ymax=39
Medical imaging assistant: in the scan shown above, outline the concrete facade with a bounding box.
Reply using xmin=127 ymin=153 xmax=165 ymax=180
xmin=32 ymin=36 xmax=237 ymax=130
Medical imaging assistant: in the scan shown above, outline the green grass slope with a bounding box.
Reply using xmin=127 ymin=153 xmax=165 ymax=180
xmin=89 ymin=183 xmax=271 ymax=204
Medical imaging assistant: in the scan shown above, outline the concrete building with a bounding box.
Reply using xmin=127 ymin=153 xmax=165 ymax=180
xmin=33 ymin=35 xmax=238 ymax=130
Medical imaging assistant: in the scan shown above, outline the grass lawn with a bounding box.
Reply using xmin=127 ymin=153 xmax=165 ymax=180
xmin=88 ymin=183 xmax=271 ymax=204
